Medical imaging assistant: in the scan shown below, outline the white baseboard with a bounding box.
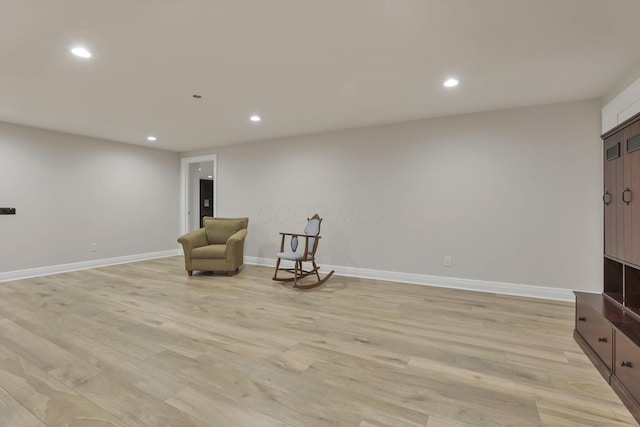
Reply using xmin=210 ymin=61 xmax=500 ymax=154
xmin=1 ymin=252 xmax=574 ymax=302
xmin=0 ymin=249 xmax=181 ymax=283
xmin=244 ymin=256 xmax=574 ymax=302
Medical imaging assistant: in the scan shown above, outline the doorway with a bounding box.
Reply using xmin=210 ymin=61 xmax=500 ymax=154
xmin=180 ymin=154 xmax=217 ymax=235
xmin=199 ymin=179 xmax=213 ymax=227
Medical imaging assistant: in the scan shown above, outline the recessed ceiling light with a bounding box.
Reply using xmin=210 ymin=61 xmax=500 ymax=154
xmin=250 ymin=115 xmax=261 ymax=122
xmin=70 ymin=46 xmax=92 ymax=58
xmin=147 ymin=136 xmax=157 ymax=142
xmin=444 ymin=78 xmax=459 ymax=88
xmin=208 ymin=175 xmax=213 ymax=179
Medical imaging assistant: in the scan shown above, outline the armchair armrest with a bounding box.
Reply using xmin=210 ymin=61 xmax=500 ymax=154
xmin=226 ymin=228 xmax=248 ymax=266
xmin=277 ymin=232 xmax=321 ymax=253
xmin=177 ymin=228 xmax=208 ymax=253
xmin=227 ymin=228 xmax=248 ymax=249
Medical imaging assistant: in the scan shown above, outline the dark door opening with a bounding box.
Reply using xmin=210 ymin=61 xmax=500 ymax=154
xmin=199 ymin=179 xmax=213 ymax=227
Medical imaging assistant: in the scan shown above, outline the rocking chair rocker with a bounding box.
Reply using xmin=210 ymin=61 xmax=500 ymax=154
xmin=272 ymin=214 xmax=334 ymax=289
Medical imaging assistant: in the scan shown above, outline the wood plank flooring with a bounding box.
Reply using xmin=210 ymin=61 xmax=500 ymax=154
xmin=0 ymin=257 xmax=637 ymax=426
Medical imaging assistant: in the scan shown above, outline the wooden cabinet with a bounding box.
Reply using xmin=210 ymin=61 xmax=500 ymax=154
xmin=574 ymin=292 xmax=640 ymax=423
xmin=603 ymin=116 xmax=640 ymax=267
xmin=575 ymin=112 xmax=640 ymax=424
xmin=601 ymin=113 xmax=640 ymax=312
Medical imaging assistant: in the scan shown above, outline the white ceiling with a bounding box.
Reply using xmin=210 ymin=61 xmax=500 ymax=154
xmin=2 ymin=0 xmax=640 ymax=152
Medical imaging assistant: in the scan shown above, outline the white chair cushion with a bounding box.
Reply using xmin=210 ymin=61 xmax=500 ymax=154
xmin=277 ymin=251 xmax=304 ymax=260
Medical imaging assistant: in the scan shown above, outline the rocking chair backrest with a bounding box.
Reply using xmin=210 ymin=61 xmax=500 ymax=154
xmin=304 ymin=214 xmax=322 ymax=255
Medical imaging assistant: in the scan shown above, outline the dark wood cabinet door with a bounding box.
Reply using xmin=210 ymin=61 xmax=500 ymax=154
xmin=624 ymin=121 xmax=640 ymax=266
xmin=616 ymin=333 xmax=640 ymax=403
xmin=604 ymin=132 xmax=624 ymax=259
xmin=576 ymin=303 xmax=613 ymax=370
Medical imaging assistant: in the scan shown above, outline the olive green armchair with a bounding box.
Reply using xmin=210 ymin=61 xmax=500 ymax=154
xmin=177 ymin=217 xmax=248 ymax=277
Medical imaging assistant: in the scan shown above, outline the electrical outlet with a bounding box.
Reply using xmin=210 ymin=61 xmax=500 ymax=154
xmin=91 ymin=243 xmax=97 ymax=252
xmin=444 ymin=256 xmax=452 ymax=267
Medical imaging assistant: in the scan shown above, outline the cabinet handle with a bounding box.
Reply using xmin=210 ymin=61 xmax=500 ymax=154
xmin=603 ymin=191 xmax=612 ymax=206
xmin=598 ymin=337 xmax=607 ymax=342
xmin=623 ymin=188 xmax=632 ymax=205
xmin=578 ymin=316 xmax=586 ymax=322
xmin=621 ymin=361 xmax=633 ymax=368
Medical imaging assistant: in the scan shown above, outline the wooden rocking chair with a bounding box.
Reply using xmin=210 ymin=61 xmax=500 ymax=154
xmin=272 ymin=214 xmax=334 ymax=289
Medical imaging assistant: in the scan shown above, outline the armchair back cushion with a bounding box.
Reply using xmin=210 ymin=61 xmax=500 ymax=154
xmin=204 ymin=217 xmax=245 ymax=244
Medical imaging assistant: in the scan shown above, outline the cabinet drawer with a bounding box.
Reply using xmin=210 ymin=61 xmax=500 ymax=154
xmin=615 ymin=333 xmax=640 ymax=402
xmin=576 ymin=303 xmax=613 ymax=370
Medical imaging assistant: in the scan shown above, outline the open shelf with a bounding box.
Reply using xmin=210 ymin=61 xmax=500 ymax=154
xmin=605 ymin=292 xmax=624 ymax=305
xmin=605 ymin=257 xmax=624 ymax=303
xmin=626 ymin=265 xmax=640 ymax=310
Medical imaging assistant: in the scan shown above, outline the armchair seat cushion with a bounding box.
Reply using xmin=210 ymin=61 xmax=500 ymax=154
xmin=192 ymin=244 xmax=226 ymax=259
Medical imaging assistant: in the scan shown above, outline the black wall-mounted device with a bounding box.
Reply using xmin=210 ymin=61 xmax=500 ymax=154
xmin=0 ymin=207 xmax=16 ymax=215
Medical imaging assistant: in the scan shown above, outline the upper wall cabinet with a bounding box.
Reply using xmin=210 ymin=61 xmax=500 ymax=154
xmin=623 ymin=120 xmax=640 ymax=267
xmin=603 ymin=113 xmax=640 ymax=267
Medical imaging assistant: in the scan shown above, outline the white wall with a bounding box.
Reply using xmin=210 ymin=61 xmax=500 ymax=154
xmin=602 ymin=75 xmax=640 ymax=133
xmin=184 ymin=99 xmax=603 ymax=293
xmin=0 ymin=122 xmax=180 ymax=273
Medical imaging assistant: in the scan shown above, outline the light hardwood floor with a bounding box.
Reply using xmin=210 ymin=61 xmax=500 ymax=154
xmin=0 ymin=257 xmax=637 ymax=426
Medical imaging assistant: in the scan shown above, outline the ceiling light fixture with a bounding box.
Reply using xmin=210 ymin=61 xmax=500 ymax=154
xmin=250 ymin=115 xmax=261 ymax=122
xmin=70 ymin=46 xmax=92 ymax=58
xmin=443 ymin=78 xmax=459 ymax=88
xmin=147 ymin=136 xmax=157 ymax=142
